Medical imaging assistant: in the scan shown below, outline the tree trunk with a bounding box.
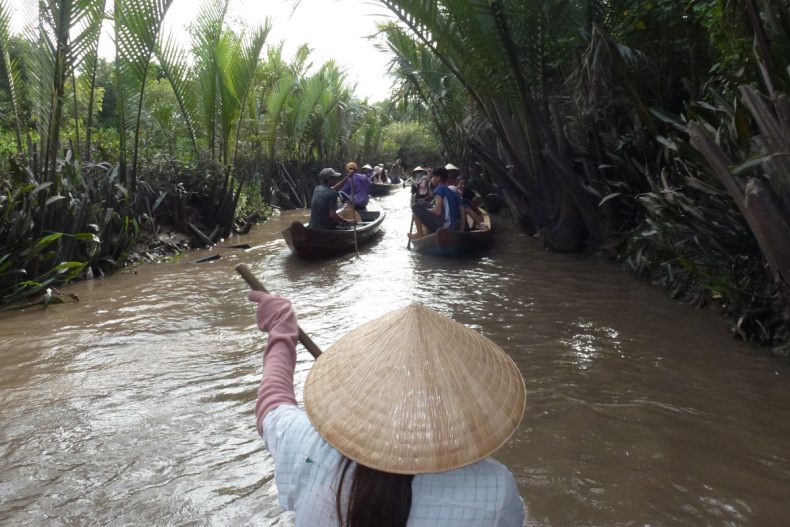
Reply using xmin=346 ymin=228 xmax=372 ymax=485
xmin=542 ymin=147 xmax=605 ymax=250
xmin=541 ymin=193 xmax=588 ymax=252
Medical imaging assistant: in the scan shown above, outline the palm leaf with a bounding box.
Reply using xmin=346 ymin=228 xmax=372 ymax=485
xmin=156 ymin=31 xmax=199 ymax=154
xmin=228 ymin=21 xmax=270 ymax=164
xmin=0 ymin=0 xmax=24 ymax=152
xmin=113 ymin=0 xmax=173 ymax=191
xmin=25 ymin=0 xmax=103 ymax=185
xmin=264 ymin=75 xmax=298 ymax=159
xmin=192 ymin=0 xmax=229 ymax=160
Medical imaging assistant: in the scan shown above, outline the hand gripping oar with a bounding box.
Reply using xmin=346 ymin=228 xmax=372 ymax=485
xmin=236 ymin=264 xmax=322 ymax=359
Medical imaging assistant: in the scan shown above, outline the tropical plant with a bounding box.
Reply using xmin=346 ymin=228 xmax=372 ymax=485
xmin=0 ymin=0 xmax=174 ymax=305
xmin=378 ymin=1 xmax=607 ymax=250
xmin=376 ymin=0 xmax=790 ymax=347
xmin=379 ymin=120 xmax=440 ymax=168
xmin=113 ymin=0 xmax=174 ymax=195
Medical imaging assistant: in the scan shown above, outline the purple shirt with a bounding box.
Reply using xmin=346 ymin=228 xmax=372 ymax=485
xmin=340 ymin=172 xmax=370 ymax=208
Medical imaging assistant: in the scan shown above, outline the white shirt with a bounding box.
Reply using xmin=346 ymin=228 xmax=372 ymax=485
xmin=262 ymin=405 xmax=525 ymax=527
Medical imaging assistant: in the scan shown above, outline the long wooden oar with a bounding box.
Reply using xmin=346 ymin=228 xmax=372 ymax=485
xmin=236 ymin=264 xmax=322 ymax=359
xmin=349 ymin=172 xmax=359 ymax=257
xmin=406 ymin=217 xmax=415 ymax=249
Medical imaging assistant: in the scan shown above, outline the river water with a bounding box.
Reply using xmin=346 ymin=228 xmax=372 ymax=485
xmin=1 ymin=189 xmax=789 ymax=526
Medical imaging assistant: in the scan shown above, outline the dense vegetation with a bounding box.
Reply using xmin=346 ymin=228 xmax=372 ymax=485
xmin=0 ymin=0 xmax=432 ymax=307
xmin=379 ymin=0 xmax=790 ymax=352
xmin=2 ymin=0 xmax=788 ymax=353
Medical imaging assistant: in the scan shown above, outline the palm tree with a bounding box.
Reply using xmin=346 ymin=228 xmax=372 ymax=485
xmin=25 ymin=0 xmax=104 ymax=190
xmin=113 ymin=0 xmax=174 ymax=195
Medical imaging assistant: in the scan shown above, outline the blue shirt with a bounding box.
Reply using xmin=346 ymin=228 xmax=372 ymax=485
xmin=435 ymin=184 xmax=461 ymax=229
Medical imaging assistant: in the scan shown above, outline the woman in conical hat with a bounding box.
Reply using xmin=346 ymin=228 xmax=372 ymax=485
xmin=250 ymin=291 xmax=526 ymax=526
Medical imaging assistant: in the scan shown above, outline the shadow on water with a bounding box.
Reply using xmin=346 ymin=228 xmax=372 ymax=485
xmin=1 ymin=188 xmax=790 ymax=526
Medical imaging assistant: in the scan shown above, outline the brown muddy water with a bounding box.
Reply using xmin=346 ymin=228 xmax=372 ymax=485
xmin=1 ymin=189 xmax=790 ymax=526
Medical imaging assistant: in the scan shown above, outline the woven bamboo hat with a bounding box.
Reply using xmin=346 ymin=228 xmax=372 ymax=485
xmin=303 ymin=304 xmax=526 ymax=475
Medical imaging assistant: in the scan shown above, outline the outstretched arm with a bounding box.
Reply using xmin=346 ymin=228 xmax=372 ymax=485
xmin=332 ymin=175 xmax=349 ymax=191
xmin=249 ymin=291 xmax=299 ymax=435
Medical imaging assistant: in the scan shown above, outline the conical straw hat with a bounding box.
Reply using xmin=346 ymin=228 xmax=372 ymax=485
xmin=303 ymin=304 xmax=526 ymax=475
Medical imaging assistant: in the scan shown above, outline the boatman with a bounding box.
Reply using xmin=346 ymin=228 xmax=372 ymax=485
xmin=249 ymin=291 xmax=527 ymax=526
xmin=308 ymin=168 xmax=354 ymax=230
xmin=334 ymin=162 xmax=370 ymax=210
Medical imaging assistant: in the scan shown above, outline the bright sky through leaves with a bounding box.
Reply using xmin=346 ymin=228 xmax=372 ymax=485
xmin=9 ymin=0 xmax=396 ymax=102
xmin=163 ymin=0 xmax=396 ymax=101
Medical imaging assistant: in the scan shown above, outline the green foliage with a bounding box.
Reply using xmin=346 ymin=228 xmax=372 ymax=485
xmin=0 ymin=164 xmax=116 ymax=305
xmin=0 ymin=0 xmax=398 ymax=311
xmin=380 ymin=121 xmax=440 ymax=168
xmin=379 ymin=0 xmax=790 ymax=344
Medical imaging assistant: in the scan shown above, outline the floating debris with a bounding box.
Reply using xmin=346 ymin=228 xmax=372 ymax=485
xmin=192 ymin=254 xmax=221 ymax=264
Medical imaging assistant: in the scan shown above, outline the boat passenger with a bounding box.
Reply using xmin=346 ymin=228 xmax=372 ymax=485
xmin=370 ymin=164 xmax=388 ymax=184
xmin=410 ymin=166 xmax=432 ymax=204
xmin=376 ymin=163 xmax=389 ymax=183
xmin=371 ymin=164 xmax=383 ymax=182
xmin=361 ymin=164 xmax=374 ymax=181
xmin=334 ymin=162 xmax=370 ymax=210
xmin=445 ymin=163 xmax=461 ymax=188
xmin=309 ymin=168 xmax=354 ymax=230
xmin=379 ymin=163 xmax=397 ymax=184
xmin=409 ymin=166 xmax=461 ymax=240
xmin=249 ymin=292 xmax=526 ymax=527
xmin=457 ymin=176 xmax=487 ymax=231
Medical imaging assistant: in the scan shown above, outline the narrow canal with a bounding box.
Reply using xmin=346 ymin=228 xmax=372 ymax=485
xmin=1 ymin=189 xmax=789 ymax=526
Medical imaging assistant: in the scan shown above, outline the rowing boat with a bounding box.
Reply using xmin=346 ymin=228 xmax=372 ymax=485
xmin=409 ymin=209 xmax=493 ymax=257
xmin=282 ymin=202 xmax=386 ymax=258
xmin=369 ymin=181 xmax=402 ymax=196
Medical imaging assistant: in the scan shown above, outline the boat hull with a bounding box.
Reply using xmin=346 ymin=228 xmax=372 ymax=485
xmin=282 ymin=207 xmax=385 ymax=258
xmin=410 ymin=210 xmax=493 ymax=257
xmin=369 ymin=182 xmax=401 ymax=196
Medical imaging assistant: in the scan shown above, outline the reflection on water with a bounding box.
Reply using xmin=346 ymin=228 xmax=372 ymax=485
xmin=1 ymin=188 xmax=790 ymax=526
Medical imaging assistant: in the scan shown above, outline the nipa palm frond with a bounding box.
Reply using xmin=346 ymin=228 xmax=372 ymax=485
xmin=156 ymin=31 xmax=200 ymax=154
xmin=264 ymin=75 xmax=298 ymax=159
xmin=113 ymin=0 xmax=174 ymax=188
xmin=0 ymin=0 xmax=24 ymax=151
xmin=191 ymin=0 xmax=229 ymax=159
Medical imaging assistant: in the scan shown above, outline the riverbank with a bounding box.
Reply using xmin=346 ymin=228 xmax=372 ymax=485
xmin=0 ymin=211 xmax=269 ymax=312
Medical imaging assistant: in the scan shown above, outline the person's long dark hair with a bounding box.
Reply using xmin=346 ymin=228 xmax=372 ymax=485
xmin=335 ymin=457 xmax=414 ymax=527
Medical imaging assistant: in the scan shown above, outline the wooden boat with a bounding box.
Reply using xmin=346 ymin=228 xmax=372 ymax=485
xmin=369 ymin=181 xmax=402 ymax=196
xmin=282 ymin=202 xmax=385 ymax=258
xmin=409 ymin=209 xmax=493 ymax=257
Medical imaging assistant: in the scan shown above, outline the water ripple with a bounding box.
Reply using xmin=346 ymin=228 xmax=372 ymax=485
xmin=1 ymin=190 xmax=790 ymax=525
